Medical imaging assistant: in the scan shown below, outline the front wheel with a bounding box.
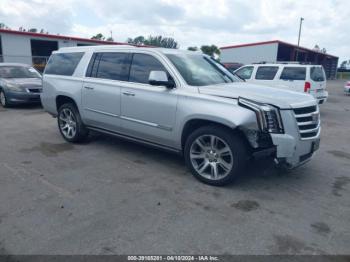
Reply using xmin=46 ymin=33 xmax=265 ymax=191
xmin=57 ymin=103 xmax=89 ymax=143
xmin=184 ymin=125 xmax=248 ymax=186
xmin=0 ymin=90 xmax=8 ymax=108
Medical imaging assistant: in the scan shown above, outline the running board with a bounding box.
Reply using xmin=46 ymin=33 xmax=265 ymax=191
xmin=87 ymin=126 xmax=182 ymax=155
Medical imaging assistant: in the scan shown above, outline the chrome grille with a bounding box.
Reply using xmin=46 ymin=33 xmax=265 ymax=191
xmin=293 ymin=105 xmax=320 ymax=140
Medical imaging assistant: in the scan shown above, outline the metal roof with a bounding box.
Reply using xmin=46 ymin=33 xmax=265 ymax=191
xmin=0 ymin=28 xmax=127 ymax=45
xmin=220 ymin=40 xmax=338 ymax=59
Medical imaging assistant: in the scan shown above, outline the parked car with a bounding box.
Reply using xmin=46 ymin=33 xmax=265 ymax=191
xmin=41 ymin=46 xmax=321 ymax=186
xmin=0 ymin=63 xmax=42 ymax=107
xmin=234 ymin=63 xmax=328 ymax=104
xmin=344 ymin=81 xmax=350 ymax=95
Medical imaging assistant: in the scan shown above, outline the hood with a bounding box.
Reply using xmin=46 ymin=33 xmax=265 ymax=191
xmin=4 ymin=78 xmax=42 ymax=87
xmin=198 ymin=82 xmax=316 ymax=109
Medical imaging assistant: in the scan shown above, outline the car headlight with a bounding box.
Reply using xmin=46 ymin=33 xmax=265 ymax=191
xmin=238 ymin=97 xmax=284 ymax=134
xmin=5 ymin=82 xmax=23 ymax=92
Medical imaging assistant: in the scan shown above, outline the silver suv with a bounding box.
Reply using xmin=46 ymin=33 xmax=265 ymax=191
xmin=41 ymin=46 xmax=321 ymax=186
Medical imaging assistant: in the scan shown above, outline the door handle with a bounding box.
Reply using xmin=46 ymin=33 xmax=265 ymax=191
xmin=84 ymin=86 xmax=94 ymax=90
xmin=122 ymin=91 xmax=135 ymax=97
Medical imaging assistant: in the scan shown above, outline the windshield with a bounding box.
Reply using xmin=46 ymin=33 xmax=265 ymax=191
xmin=166 ymin=53 xmax=240 ymax=86
xmin=0 ymin=66 xmax=41 ymax=79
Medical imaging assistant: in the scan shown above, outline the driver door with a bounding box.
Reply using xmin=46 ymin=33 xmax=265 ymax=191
xmin=120 ymin=53 xmax=178 ymax=147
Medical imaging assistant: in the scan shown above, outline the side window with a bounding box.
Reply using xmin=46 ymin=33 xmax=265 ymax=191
xmin=255 ymin=66 xmax=279 ymax=80
xmin=236 ymin=66 xmax=253 ymax=80
xmin=280 ymin=67 xmax=306 ymax=80
xmin=45 ymin=52 xmax=84 ymax=76
xmin=129 ymin=53 xmax=167 ymax=84
xmin=95 ymin=52 xmax=130 ymax=81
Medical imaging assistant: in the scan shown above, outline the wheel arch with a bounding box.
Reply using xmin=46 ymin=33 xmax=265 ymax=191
xmin=180 ymin=118 xmax=252 ymax=152
xmin=56 ymin=95 xmax=79 ymax=112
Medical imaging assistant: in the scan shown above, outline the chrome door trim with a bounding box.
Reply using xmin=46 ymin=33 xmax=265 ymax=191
xmin=121 ymin=116 xmax=173 ymax=131
xmin=85 ymin=107 xmax=120 ymax=118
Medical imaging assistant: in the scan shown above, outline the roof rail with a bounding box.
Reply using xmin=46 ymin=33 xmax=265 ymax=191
xmin=252 ymin=61 xmax=317 ymax=65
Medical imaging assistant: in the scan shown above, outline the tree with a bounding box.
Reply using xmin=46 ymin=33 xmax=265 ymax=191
xmin=91 ymin=33 xmax=105 ymax=41
xmin=0 ymin=23 xmax=10 ymax=29
xmin=106 ymin=37 xmax=114 ymax=42
xmin=200 ymin=45 xmax=221 ymax=57
xmin=127 ymin=36 xmax=146 ymax=45
xmin=127 ymin=35 xmax=178 ymax=49
xmin=187 ymin=46 xmax=198 ymax=51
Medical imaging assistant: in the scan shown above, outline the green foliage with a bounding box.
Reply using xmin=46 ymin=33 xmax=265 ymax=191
xmin=91 ymin=33 xmax=105 ymax=41
xmin=200 ymin=45 xmax=221 ymax=57
xmin=187 ymin=46 xmax=199 ymax=51
xmin=127 ymin=35 xmax=178 ymax=49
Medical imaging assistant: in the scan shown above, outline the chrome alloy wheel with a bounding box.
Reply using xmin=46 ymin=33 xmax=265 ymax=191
xmin=58 ymin=108 xmax=77 ymax=139
xmin=190 ymin=135 xmax=234 ymax=180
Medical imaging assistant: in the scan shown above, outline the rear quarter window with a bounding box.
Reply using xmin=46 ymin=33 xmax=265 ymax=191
xmin=45 ymin=52 xmax=84 ymax=76
xmin=310 ymin=67 xmax=325 ymax=82
xmin=255 ymin=66 xmax=279 ymax=80
xmin=280 ymin=67 xmax=306 ymax=80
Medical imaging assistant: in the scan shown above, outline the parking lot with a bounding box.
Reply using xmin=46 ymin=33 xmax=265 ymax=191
xmin=0 ymin=80 xmax=349 ymax=255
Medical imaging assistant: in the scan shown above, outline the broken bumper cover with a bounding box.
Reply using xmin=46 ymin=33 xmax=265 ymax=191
xmin=270 ymin=130 xmax=321 ymax=168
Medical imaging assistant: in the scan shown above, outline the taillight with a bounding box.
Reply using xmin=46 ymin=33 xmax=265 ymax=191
xmin=304 ymin=82 xmax=311 ymax=93
xmin=346 ymin=82 xmax=350 ymax=87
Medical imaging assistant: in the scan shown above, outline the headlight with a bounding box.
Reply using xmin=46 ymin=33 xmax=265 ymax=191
xmin=5 ymin=82 xmax=23 ymax=92
xmin=238 ymin=97 xmax=284 ymax=134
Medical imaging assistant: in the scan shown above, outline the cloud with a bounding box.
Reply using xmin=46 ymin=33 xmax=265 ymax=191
xmin=1 ymin=0 xmax=349 ymax=62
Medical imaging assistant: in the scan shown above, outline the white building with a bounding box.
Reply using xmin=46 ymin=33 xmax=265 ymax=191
xmin=0 ymin=29 xmax=128 ymax=71
xmin=220 ymin=40 xmax=338 ymax=79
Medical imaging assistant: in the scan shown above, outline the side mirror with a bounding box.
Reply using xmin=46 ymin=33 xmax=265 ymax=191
xmin=149 ymin=71 xmax=175 ymax=88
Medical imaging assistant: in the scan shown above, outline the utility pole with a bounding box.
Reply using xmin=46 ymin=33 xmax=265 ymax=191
xmin=297 ymin=17 xmax=304 ymax=46
xmin=296 ymin=17 xmax=304 ymax=61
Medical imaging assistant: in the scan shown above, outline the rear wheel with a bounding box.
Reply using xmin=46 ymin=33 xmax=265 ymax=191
xmin=0 ymin=90 xmax=8 ymax=108
xmin=57 ymin=103 xmax=89 ymax=143
xmin=184 ymin=125 xmax=248 ymax=186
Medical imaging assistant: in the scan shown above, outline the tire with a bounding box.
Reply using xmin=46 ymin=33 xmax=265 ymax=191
xmin=57 ymin=103 xmax=89 ymax=143
xmin=184 ymin=125 xmax=248 ymax=186
xmin=0 ymin=90 xmax=8 ymax=108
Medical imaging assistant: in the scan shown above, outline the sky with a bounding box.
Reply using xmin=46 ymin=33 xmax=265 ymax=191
xmin=0 ymin=0 xmax=349 ymax=62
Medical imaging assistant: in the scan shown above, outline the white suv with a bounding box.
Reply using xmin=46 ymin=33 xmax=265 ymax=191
xmin=234 ymin=63 xmax=328 ymax=104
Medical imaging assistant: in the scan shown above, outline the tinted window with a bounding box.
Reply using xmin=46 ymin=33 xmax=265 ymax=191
xmin=45 ymin=52 xmax=84 ymax=76
xmin=280 ymin=67 xmax=306 ymax=80
xmin=96 ymin=52 xmax=130 ymax=81
xmin=255 ymin=66 xmax=279 ymax=80
xmin=310 ymin=67 xmax=325 ymax=82
xmin=86 ymin=53 xmax=98 ymax=77
xmin=236 ymin=66 xmax=254 ymax=80
xmin=129 ymin=54 xmax=167 ymax=84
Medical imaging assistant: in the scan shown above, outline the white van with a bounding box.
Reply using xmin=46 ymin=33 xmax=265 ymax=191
xmin=234 ymin=63 xmax=328 ymax=104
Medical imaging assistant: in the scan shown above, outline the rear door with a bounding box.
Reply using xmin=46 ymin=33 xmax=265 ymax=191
xmin=308 ymin=66 xmax=327 ymax=98
xmin=82 ymin=52 xmax=131 ymax=131
xmin=278 ymin=66 xmax=307 ymax=92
